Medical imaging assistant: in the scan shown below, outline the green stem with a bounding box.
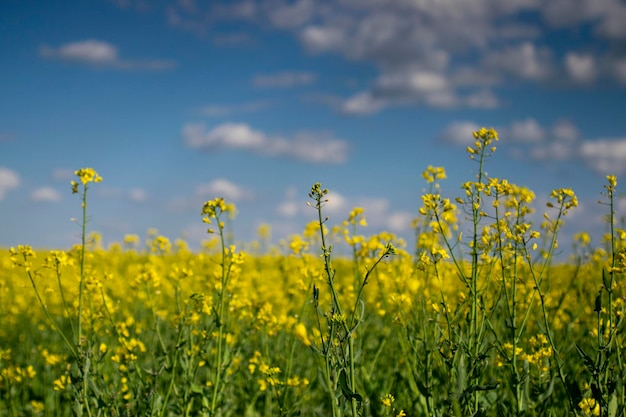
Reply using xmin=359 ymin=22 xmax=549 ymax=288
xmin=210 ymin=215 xmax=231 ymax=415
xmin=525 ymin=201 xmax=577 ymax=414
xmin=25 ymin=266 xmax=78 ymax=358
xmin=77 ymin=185 xmax=88 ymax=348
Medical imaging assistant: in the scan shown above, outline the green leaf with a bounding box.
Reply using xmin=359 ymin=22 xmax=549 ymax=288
xmin=338 ymin=369 xmax=351 ymax=399
xmin=191 ymin=383 xmax=203 ymax=395
xmin=338 ymin=369 xmax=362 ymax=402
xmin=595 ymin=293 xmax=602 ymax=313
xmin=602 ymin=268 xmax=611 ymax=290
xmin=575 ymin=344 xmax=596 ymax=373
xmin=609 ymin=393 xmax=618 ymax=417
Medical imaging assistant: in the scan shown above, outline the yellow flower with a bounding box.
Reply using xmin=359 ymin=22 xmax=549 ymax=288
xmin=53 ymin=375 xmax=71 ymax=391
xmin=579 ymin=398 xmax=600 ymax=416
xmin=607 ymin=175 xmax=617 ymax=189
xmin=41 ymin=349 xmax=66 ymax=366
xmin=294 ymin=323 xmax=311 ymax=346
xmin=73 ymin=168 xmax=103 ymax=185
xmin=422 ymin=166 xmax=447 ymax=183
xmin=30 ymin=400 xmax=45 ymax=413
xmin=381 ymin=393 xmax=395 ymax=407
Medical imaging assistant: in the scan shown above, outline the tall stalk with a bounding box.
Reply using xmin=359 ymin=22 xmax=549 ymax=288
xmin=309 ymin=183 xmax=395 ymax=417
xmin=200 ymin=197 xmax=237 ymax=416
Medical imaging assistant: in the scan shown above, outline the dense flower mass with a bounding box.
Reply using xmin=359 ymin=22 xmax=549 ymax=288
xmin=2 ymin=128 xmax=626 ymax=416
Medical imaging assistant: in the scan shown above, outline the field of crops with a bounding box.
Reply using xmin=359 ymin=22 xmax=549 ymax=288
xmin=2 ymin=128 xmax=625 ymax=417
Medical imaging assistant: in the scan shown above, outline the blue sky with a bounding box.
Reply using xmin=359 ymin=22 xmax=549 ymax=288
xmin=2 ymin=0 xmax=626 ymax=255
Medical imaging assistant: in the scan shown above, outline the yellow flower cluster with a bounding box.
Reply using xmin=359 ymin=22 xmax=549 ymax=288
xmin=466 ymin=127 xmax=499 ymax=157
xmin=201 ymin=197 xmax=236 ymax=233
xmin=578 ymin=398 xmax=600 ymax=416
xmin=422 ymin=165 xmax=447 ymax=184
xmin=70 ymin=167 xmax=102 ymax=193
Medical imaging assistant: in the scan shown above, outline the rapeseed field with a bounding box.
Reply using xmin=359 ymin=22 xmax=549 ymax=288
xmin=2 ymin=128 xmax=625 ymax=416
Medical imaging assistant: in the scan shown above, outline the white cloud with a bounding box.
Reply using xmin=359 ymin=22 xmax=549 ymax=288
xmin=484 ymin=42 xmax=554 ymax=81
xmin=424 ymin=90 xmax=459 ymax=108
xmin=341 ymin=92 xmax=387 ymax=115
xmin=310 ymin=190 xmax=348 ymax=217
xmin=196 ymin=179 xmax=252 ymax=201
xmin=552 ymin=119 xmax=579 ymax=142
xmin=266 ymin=133 xmax=348 ymax=163
xmin=610 ymin=58 xmax=626 ymax=84
xmin=31 ymin=187 xmax=61 ymax=203
xmin=530 ymin=142 xmax=577 ymax=161
xmin=0 ymin=167 xmax=20 ymax=200
xmin=268 ymin=0 xmax=315 ymax=29
xmin=386 ymin=211 xmax=415 ymax=234
xmin=166 ymin=179 xmax=252 ymax=216
xmin=406 ymin=71 xmax=449 ymax=93
xmin=41 ymin=40 xmax=118 ymax=64
xmin=276 ymin=187 xmax=301 ymax=218
xmin=565 ymin=52 xmax=596 ymax=83
xmin=166 ymin=196 xmax=192 ymax=213
xmin=276 ymin=200 xmax=300 ymax=218
xmin=156 ymin=0 xmax=626 ymax=120
xmin=39 ymin=39 xmax=175 ymax=70
xmin=128 ymin=188 xmax=148 ymax=203
xmin=185 ymin=122 xmax=265 ymax=149
xmin=579 ymin=139 xmax=626 ymax=174
xmin=595 ymin=6 xmax=626 ymax=39
xmin=275 ymin=188 xmax=385 ymax=221
xmin=441 ymin=118 xmax=578 ymax=149
xmin=505 ymin=118 xmax=581 ymax=161
xmin=340 ymin=68 xmax=472 ymax=111
xmin=159 ymin=0 xmax=626 ymax=117
xmin=438 ymin=121 xmax=482 ymax=145
xmin=509 ymin=118 xmax=546 ymax=142
xmin=253 ymin=71 xmax=316 ymax=88
xmin=372 ymin=69 xmax=457 ymax=106
xmin=541 ymin=0 xmax=626 ymax=39
xmin=300 ymin=25 xmax=345 ymax=53
xmin=440 ymin=118 xmax=587 ymax=165
xmin=183 ymin=122 xmax=349 ymax=163
xmin=466 ymin=90 xmax=500 ymax=109
xmin=52 ymin=168 xmax=73 ymax=181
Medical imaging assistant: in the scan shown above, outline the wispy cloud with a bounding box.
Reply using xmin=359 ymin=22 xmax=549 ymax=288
xmin=0 ymin=167 xmax=20 ymax=200
xmin=39 ymin=40 xmax=175 ymax=70
xmin=128 ymin=188 xmax=149 ymax=203
xmin=196 ymin=179 xmax=253 ymax=201
xmin=52 ymin=168 xmax=74 ymax=181
xmin=440 ymin=118 xmax=626 ymax=174
xmin=183 ymin=122 xmax=349 ymax=163
xmin=198 ymin=100 xmax=273 ymax=117
xmin=579 ymin=139 xmax=626 ymax=174
xmin=437 ymin=121 xmax=482 ymax=145
xmin=252 ymin=71 xmax=316 ymax=88
xmin=167 ymin=178 xmax=252 ymax=214
xmin=565 ymin=52 xmax=597 ymax=83
xmin=31 ymin=187 xmax=62 ymax=203
xmin=274 ymin=186 xmax=411 ymax=236
xmin=159 ymin=0 xmax=626 ymax=114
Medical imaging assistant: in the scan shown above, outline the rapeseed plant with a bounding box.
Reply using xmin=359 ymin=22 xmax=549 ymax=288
xmin=5 ymin=127 xmax=626 ymax=416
